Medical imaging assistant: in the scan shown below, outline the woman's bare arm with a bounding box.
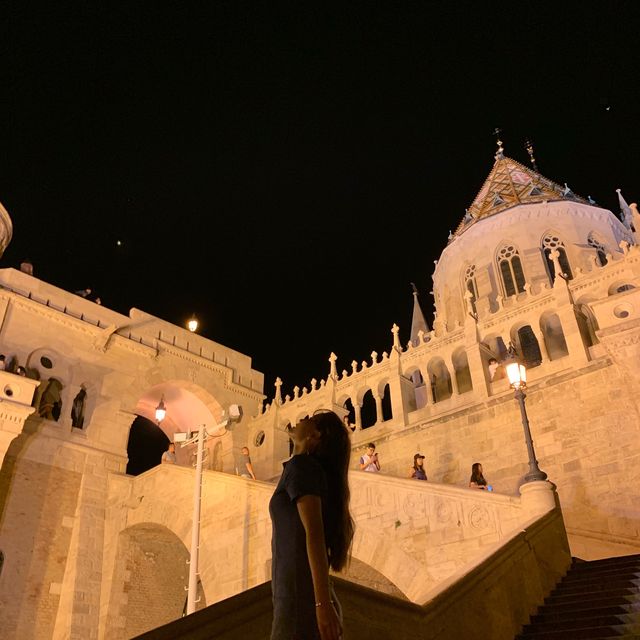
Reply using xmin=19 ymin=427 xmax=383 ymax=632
xmin=297 ymin=495 xmax=342 ymax=640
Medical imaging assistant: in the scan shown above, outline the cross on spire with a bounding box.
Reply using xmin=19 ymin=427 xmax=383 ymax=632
xmin=525 ymin=138 xmax=539 ymax=172
xmin=492 ymin=127 xmax=504 ymax=158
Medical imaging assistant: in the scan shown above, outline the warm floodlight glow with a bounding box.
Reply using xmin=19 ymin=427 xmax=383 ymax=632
xmin=187 ymin=316 xmax=199 ymax=333
xmin=155 ymin=395 xmax=167 ymax=423
xmin=506 ymin=360 xmax=527 ymax=389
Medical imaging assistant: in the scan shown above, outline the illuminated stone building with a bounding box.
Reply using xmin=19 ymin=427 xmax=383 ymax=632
xmin=1 ymin=146 xmax=639 ymax=639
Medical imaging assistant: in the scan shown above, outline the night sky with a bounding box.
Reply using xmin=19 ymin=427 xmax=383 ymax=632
xmin=2 ymin=3 xmax=639 ymax=401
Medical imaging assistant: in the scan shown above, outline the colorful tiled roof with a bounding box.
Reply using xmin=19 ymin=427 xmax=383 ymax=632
xmin=454 ymin=153 xmax=587 ymax=237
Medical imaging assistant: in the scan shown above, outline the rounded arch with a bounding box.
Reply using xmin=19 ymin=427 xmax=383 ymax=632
xmin=106 ymin=523 xmax=206 ymax=638
xmin=427 ymin=357 xmax=452 ymax=403
xmin=539 ymin=311 xmax=569 ymax=360
xmin=360 ymin=389 xmax=377 ymax=428
xmin=541 ymin=230 xmax=573 ymax=280
xmin=462 ymin=263 xmax=479 ymax=316
xmin=452 ymin=347 xmax=472 ymax=394
xmin=131 ymin=380 xmax=228 ymax=473
xmin=608 ymin=281 xmax=636 ymax=296
xmin=510 ymin=323 xmax=542 ymax=368
xmin=587 ymin=231 xmax=608 ymax=266
xmin=496 ymin=242 xmax=527 ymax=297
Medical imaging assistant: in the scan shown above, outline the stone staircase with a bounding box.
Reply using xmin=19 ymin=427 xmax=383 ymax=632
xmin=516 ymin=553 xmax=640 ymax=639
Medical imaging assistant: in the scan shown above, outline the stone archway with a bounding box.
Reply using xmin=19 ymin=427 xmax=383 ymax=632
xmin=338 ymin=557 xmax=406 ymax=599
xmin=105 ymin=523 xmax=206 ymax=640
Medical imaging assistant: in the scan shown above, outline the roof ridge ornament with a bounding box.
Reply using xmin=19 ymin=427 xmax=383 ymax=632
xmin=525 ymin=138 xmax=538 ymax=172
xmin=492 ymin=127 xmax=504 ymax=159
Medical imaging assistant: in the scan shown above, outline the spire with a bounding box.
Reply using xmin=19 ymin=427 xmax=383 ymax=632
xmin=525 ymin=138 xmax=538 ymax=172
xmin=410 ymin=283 xmax=430 ymax=346
xmin=617 ymin=188 xmax=634 ymax=230
xmin=492 ymin=127 xmax=504 ymax=159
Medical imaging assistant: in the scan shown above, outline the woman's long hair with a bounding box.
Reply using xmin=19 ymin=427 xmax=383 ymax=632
xmin=470 ymin=462 xmax=486 ymax=485
xmin=307 ymin=410 xmax=355 ymax=572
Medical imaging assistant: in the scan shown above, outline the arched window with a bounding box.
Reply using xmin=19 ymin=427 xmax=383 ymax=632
xmin=542 ymin=234 xmax=573 ymax=281
xmin=587 ymin=233 xmax=607 ymax=266
xmin=498 ymin=245 xmax=526 ymax=297
xmin=464 ymin=264 xmax=478 ymax=315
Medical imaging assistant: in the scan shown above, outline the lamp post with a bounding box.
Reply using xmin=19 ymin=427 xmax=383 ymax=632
xmin=187 ymin=315 xmax=199 ymax=333
xmin=504 ymin=349 xmax=548 ymax=483
xmin=159 ymin=403 xmax=243 ymax=616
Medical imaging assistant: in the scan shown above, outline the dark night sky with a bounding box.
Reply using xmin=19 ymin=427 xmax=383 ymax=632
xmin=2 ymin=3 xmax=639 ymax=401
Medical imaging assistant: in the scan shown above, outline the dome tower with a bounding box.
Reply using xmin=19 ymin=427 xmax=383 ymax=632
xmin=432 ymin=146 xmax=633 ymax=332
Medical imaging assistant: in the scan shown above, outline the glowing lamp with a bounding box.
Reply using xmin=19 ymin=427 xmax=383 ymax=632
xmin=187 ymin=316 xmax=199 ymax=333
xmin=155 ymin=396 xmax=167 ymax=423
xmin=506 ymin=361 xmax=527 ymax=389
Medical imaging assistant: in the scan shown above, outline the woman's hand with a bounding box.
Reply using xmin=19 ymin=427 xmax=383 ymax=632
xmin=316 ymin=602 xmax=343 ymax=640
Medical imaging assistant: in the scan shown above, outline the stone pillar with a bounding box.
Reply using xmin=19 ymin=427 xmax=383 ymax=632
xmin=373 ymin=393 xmax=383 ymax=424
xmin=0 ymin=372 xmax=40 ymax=467
xmin=464 ymin=314 xmax=491 ymax=398
xmin=533 ymin=327 xmax=549 ymax=362
xmin=450 ymin=369 xmax=459 ymax=395
xmin=519 ymin=480 xmax=558 ymax=517
xmin=353 ymin=402 xmax=362 ymax=431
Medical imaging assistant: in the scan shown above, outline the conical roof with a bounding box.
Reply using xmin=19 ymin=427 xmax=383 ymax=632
xmin=453 ymin=154 xmax=588 ymax=237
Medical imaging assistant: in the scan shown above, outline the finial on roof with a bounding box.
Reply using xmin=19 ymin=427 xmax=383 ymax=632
xmin=448 ymin=229 xmax=453 ymax=240
xmin=563 ymin=183 xmax=575 ymax=198
xmin=524 ymin=138 xmax=538 ymax=172
xmin=410 ymin=282 xmax=418 ymax=296
xmin=492 ymin=127 xmax=504 ymax=159
xmin=616 ymin=188 xmax=634 ymax=230
xmin=588 ymin=195 xmax=596 ymax=205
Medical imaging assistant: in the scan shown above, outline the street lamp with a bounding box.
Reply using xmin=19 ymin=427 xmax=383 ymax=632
xmin=187 ymin=316 xmax=199 ymax=333
xmin=155 ymin=396 xmax=167 ymax=423
xmin=504 ymin=348 xmax=548 ymax=484
xmin=167 ymin=404 xmax=242 ymax=616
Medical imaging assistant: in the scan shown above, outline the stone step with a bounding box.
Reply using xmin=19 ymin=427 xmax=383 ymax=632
xmin=520 ymin=612 xmax=639 ymax=635
xmin=517 ymin=624 xmax=640 ymax=640
xmin=570 ymin=554 xmax=640 ymax=570
xmin=546 ymin=586 xmax=640 ymax=605
xmin=551 ymin=578 xmax=640 ymax=596
xmin=531 ymin=602 xmax=639 ymax=623
xmin=542 ymin=593 xmax=640 ymax=612
xmin=561 ymin=567 xmax=640 ymax=582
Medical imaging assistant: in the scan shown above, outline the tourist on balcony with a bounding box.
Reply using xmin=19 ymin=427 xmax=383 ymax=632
xmin=409 ymin=453 xmax=427 ymax=480
xmin=342 ymin=414 xmax=355 ymax=433
xmin=161 ymin=442 xmax=176 ymax=465
xmin=359 ymin=443 xmax=380 ymax=472
xmin=469 ymin=462 xmax=491 ymax=490
xmin=270 ymin=410 xmax=353 ymax=640
xmin=240 ymin=446 xmax=256 ymax=479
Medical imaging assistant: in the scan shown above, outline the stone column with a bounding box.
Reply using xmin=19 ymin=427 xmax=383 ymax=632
xmin=450 ymin=369 xmax=459 ymax=395
xmin=0 ymin=372 xmax=40 ymax=467
xmin=353 ymin=401 xmax=362 ymax=431
xmin=532 ymin=328 xmax=549 ymax=362
xmin=373 ymin=393 xmax=383 ymax=424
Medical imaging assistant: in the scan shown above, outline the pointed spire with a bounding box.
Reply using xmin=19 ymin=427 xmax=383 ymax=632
xmin=617 ymin=189 xmax=634 ymax=230
xmin=409 ymin=283 xmax=430 ymax=346
xmin=328 ymin=352 xmax=338 ymax=381
xmin=274 ymin=377 xmax=283 ymax=405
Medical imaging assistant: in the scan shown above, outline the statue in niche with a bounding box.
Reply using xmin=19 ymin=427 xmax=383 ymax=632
xmin=38 ymin=378 xmax=63 ymax=421
xmin=71 ymin=387 xmax=87 ymax=429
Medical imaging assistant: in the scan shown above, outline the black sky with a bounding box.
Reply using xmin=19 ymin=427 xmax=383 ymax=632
xmin=2 ymin=3 xmax=639 ymax=401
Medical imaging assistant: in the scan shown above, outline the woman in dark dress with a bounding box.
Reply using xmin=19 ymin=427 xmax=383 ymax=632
xmin=469 ymin=462 xmax=488 ymax=489
xmin=269 ymin=410 xmax=354 ymax=640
